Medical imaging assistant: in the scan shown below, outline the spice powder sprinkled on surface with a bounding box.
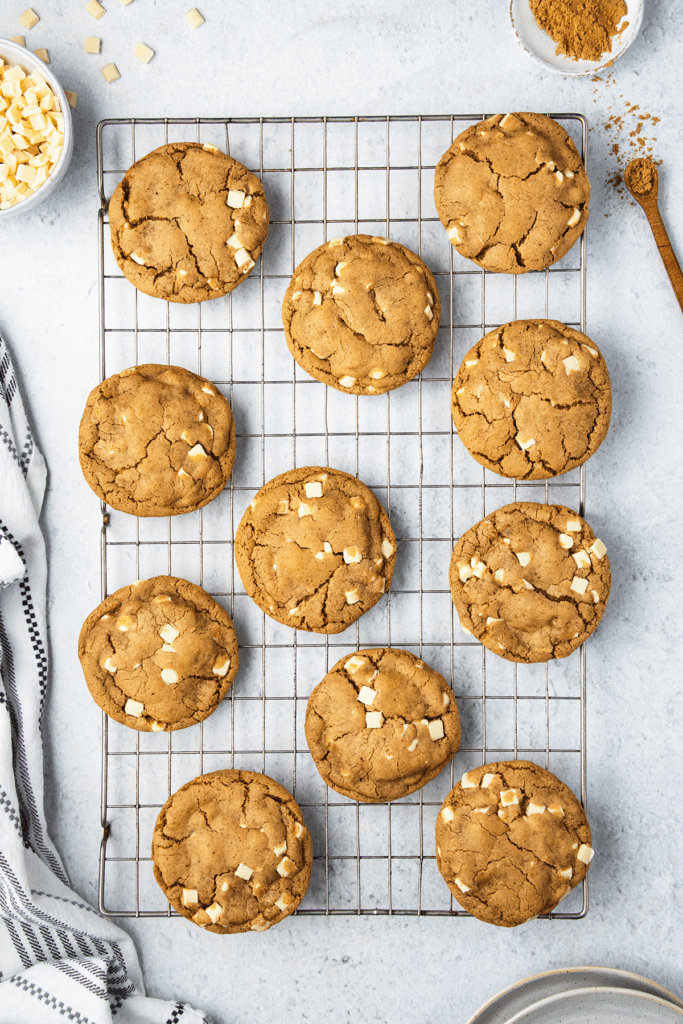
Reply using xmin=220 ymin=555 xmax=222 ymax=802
xmin=529 ymin=0 xmax=629 ymax=62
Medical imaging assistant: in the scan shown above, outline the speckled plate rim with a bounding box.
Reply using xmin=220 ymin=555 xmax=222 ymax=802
xmin=502 ymin=986 xmax=683 ymax=1024
xmin=465 ymin=966 xmax=683 ymax=1024
xmin=509 ymin=0 xmax=644 ymax=78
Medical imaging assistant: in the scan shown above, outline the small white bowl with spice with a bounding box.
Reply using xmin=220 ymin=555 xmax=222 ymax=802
xmin=0 ymin=38 xmax=73 ymax=219
xmin=510 ymin=0 xmax=644 ymax=77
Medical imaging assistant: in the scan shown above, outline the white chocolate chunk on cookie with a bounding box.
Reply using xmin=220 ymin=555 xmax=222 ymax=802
xmin=305 ymin=481 xmax=323 ymax=498
xmin=357 ymin=686 xmax=377 ymax=706
xmin=454 ymin=877 xmax=470 ymax=893
xmin=125 ymin=698 xmax=143 ymax=717
xmin=577 ymin=843 xmax=594 ymax=863
xmin=365 ymin=711 xmax=382 ymax=729
xmin=428 ymin=719 xmax=444 ymax=741
xmin=344 ymin=655 xmax=365 ymax=674
xmin=345 ymin=588 xmax=360 ymax=605
xmin=205 ymin=902 xmax=222 ymax=924
xmin=567 ymin=207 xmax=581 ymax=227
xmin=181 ymin=888 xmax=198 ymax=905
xmin=570 ymin=576 xmax=588 ymax=595
xmin=481 ymin=773 xmax=498 ymax=788
xmin=441 ymin=806 xmax=455 ymax=823
xmin=161 ymin=669 xmax=178 ymax=684
xmin=212 ymin=656 xmax=231 ymax=677
xmin=159 ymin=623 xmax=179 ymax=643
xmin=339 ymin=375 xmax=355 ymax=388
xmin=343 ymin=546 xmax=362 ymax=564
xmin=562 ymin=355 xmax=580 ymax=374
xmin=572 ymin=550 xmax=591 ymax=570
xmin=526 ymin=801 xmax=545 ymax=815
xmin=590 ymin=539 xmax=607 ymax=559
xmin=235 ymin=863 xmax=253 ymax=881
xmin=559 ymin=533 xmax=574 ymax=549
xmin=500 ymin=789 xmax=519 ymax=806
xmin=276 ymin=857 xmax=297 ymax=877
xmin=515 ymin=551 xmax=531 ymax=567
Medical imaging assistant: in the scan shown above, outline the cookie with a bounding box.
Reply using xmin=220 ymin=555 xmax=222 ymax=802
xmin=305 ymin=648 xmax=461 ymax=802
xmin=78 ymin=576 xmax=238 ymax=732
xmin=235 ymin=466 xmax=396 ymax=634
xmin=436 ymin=760 xmax=593 ymax=927
xmin=449 ymin=502 xmax=610 ymax=663
xmin=434 ymin=112 xmax=590 ymax=273
xmin=108 ymin=142 xmax=269 ymax=303
xmin=282 ymin=235 xmax=440 ymax=394
xmin=452 ymin=320 xmax=611 ymax=479
xmin=152 ymin=770 xmax=312 ymax=933
xmin=79 ymin=364 xmax=236 ymax=517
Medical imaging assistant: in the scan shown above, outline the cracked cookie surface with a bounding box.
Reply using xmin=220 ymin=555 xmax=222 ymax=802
xmin=78 ymin=576 xmax=238 ymax=732
xmin=79 ymin=363 xmax=236 ymax=517
xmin=152 ymin=769 xmax=312 ymax=933
xmin=452 ymin=319 xmax=611 ymax=479
xmin=235 ymin=466 xmax=396 ymax=634
xmin=109 ymin=142 xmax=269 ymax=303
xmin=434 ymin=112 xmax=589 ymax=273
xmin=282 ymin=235 xmax=440 ymax=394
xmin=305 ymin=648 xmax=460 ymax=802
xmin=436 ymin=760 xmax=593 ymax=927
xmin=449 ymin=502 xmax=610 ymax=663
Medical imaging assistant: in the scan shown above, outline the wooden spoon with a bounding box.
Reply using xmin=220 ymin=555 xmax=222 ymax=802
xmin=624 ymin=158 xmax=683 ymax=316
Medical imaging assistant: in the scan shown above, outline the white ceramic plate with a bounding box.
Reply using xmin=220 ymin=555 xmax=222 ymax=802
xmin=467 ymin=967 xmax=683 ymax=1024
xmin=0 ymin=37 xmax=74 ymax=219
xmin=509 ymin=0 xmax=644 ymax=78
xmin=504 ymin=987 xmax=683 ymax=1024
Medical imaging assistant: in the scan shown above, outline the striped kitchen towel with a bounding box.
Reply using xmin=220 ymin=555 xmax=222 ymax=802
xmin=0 ymin=335 xmax=210 ymax=1024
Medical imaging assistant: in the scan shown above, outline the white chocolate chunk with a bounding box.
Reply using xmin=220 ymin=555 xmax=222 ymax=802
xmin=273 ymin=841 xmax=287 ymax=857
xmin=345 ymin=655 xmax=366 ymax=674
xmin=159 ymin=623 xmax=179 ymax=644
xmin=441 ymin=806 xmax=455 ymax=823
xmin=370 ymin=368 xmax=386 ymax=379
xmin=276 ymin=499 xmax=289 ymax=515
xmin=428 ymin=719 xmax=444 ymax=741
xmin=486 ymin=617 xmax=502 ymax=625
xmin=577 ymin=844 xmax=594 ymax=863
xmin=500 ymin=789 xmax=519 ymax=807
xmin=103 ymin=657 xmax=117 ymax=674
xmin=581 ymin=344 xmax=598 ymax=357
xmin=339 ymin=375 xmax=356 ymax=388
xmin=465 ymin=358 xmax=478 ymax=368
xmin=458 ymin=565 xmax=473 ymax=585
xmin=515 ymin=551 xmax=531 ymax=567
xmin=125 ymin=698 xmax=144 ymax=717
xmin=591 ymin=589 xmax=600 ymax=604
xmin=365 ymin=711 xmax=382 ymax=729
xmin=563 ymin=355 xmax=581 ymax=374
xmin=328 ymin=237 xmax=343 ymax=247
xmin=151 ymin=721 xmax=164 ymax=732
xmin=442 ymin=692 xmax=450 ymax=706
xmin=202 ymin=385 xmax=215 ymax=395
xmin=205 ymin=902 xmax=222 ymax=924
xmin=473 ymin=807 xmax=489 ymax=814
xmin=381 ymin=538 xmax=394 ymax=558
xmin=570 ymin=576 xmax=588 ymax=595
xmin=526 ymin=801 xmax=545 ymax=815
xmin=250 ymin=920 xmax=270 ymax=932
xmin=447 ymin=224 xmax=463 ymax=243
xmin=590 ymin=539 xmax=607 ymax=559
xmin=559 ymin=534 xmax=574 ymax=549
xmin=101 ymin=63 xmax=121 ymax=83
xmin=161 ymin=644 xmax=176 ymax=653
xmin=227 ymin=189 xmax=245 ymax=208
xmin=572 ymin=550 xmax=591 ymax=570
xmin=298 ymin=502 xmax=313 ymax=518
xmin=226 ymin=233 xmax=242 ymax=248
xmin=461 ymin=772 xmax=478 ymax=789
xmin=86 ymin=0 xmax=106 ymax=19
xmin=481 ymin=773 xmax=498 ymax=788
xmin=472 ymin=560 xmax=487 ymax=578
xmin=323 ymin=542 xmax=332 ymax=554
xmin=567 ymin=207 xmax=581 ymax=227
xmin=558 ymin=866 xmax=573 ymax=879
xmin=331 ymin=284 xmax=345 ymax=295
xmin=345 ymin=589 xmax=360 ymax=605
xmin=161 ymin=669 xmax=178 ymax=684
xmin=384 ymin=752 xmax=394 ymax=760
xmin=188 ymin=443 xmax=208 ymax=459
xmin=566 ymin=519 xmax=582 ymax=532
xmin=548 ymin=804 xmax=564 ymax=817
xmin=177 ymin=468 xmax=191 ymax=479
xmin=425 ymin=305 xmax=433 ymax=321
xmin=503 ymin=348 xmax=516 ymax=362
xmin=276 ymin=857 xmax=297 ymax=877
xmin=494 ymin=568 xmax=505 ymax=583
xmin=454 ymin=878 xmax=470 ymax=893
xmin=516 ymin=436 xmax=535 ymax=451
xmin=313 ymin=291 xmax=322 ymax=305
xmin=133 ymin=42 xmax=154 ymax=63
xmin=357 ymin=686 xmax=377 ymax=706
xmin=129 ymin=252 xmax=146 ymax=265
xmin=294 ymin=821 xmax=304 ymax=839
xmin=407 ymin=738 xmax=419 ymax=752
xmin=275 ymin=894 xmax=291 ymax=912
xmin=212 ymin=656 xmax=231 ymax=677
xmin=555 ymin=170 xmax=564 ymax=183
xmin=523 ymin=579 xmax=534 ymax=591
xmin=305 ymin=481 xmax=323 ymax=498
xmin=235 ymin=863 xmax=253 ymax=881
xmin=182 ymin=888 xmax=199 ymax=906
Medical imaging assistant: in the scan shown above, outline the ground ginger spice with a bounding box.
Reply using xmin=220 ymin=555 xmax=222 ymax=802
xmin=529 ymin=0 xmax=629 ymax=62
xmin=625 ymin=157 xmax=655 ymax=195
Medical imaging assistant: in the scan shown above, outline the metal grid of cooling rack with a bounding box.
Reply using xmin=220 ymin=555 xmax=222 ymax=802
xmin=95 ymin=113 xmax=589 ymax=919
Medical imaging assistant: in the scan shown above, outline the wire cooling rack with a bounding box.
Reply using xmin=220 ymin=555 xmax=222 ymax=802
xmin=95 ymin=113 xmax=589 ymax=919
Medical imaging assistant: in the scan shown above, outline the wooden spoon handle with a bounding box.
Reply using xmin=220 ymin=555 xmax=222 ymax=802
xmin=644 ymin=202 xmax=683 ymax=316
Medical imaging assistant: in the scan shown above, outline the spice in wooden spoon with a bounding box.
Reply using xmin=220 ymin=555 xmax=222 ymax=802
xmin=624 ymin=157 xmax=683 ymax=316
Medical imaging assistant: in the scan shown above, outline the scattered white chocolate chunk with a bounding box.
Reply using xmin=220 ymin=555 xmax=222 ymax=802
xmin=343 ymin=546 xmax=362 ymax=564
xmin=227 ymin=189 xmax=245 ymax=208
xmin=298 ymin=502 xmax=313 ymax=518
xmin=129 ymin=253 xmax=146 ymax=265
xmin=407 ymin=738 xmax=419 ymax=752
xmin=494 ymin=568 xmax=505 ymax=584
xmin=465 ymin=358 xmax=478 ymax=368
xmin=294 ymin=822 xmax=304 ymax=839
xmin=312 ymin=290 xmax=322 ymax=305
xmin=447 ymin=224 xmax=463 ymax=243
xmin=276 ymin=857 xmax=296 ymax=877
xmin=481 ymin=773 xmax=498 ymax=788
xmin=441 ymin=806 xmax=455 ymax=823
xmin=84 ymin=36 xmax=101 ymax=53
xmin=86 ymin=0 xmax=106 ymax=18
xmin=381 ymin=538 xmax=394 ymax=558
xmin=304 ymin=481 xmax=323 ymax=498
xmin=205 ymin=902 xmax=222 ymax=924
xmin=235 ymin=863 xmax=253 ymax=881
xmin=428 ymin=719 xmax=444 ymax=741
xmin=370 ymin=369 xmax=386 ymax=379
xmin=19 ymin=8 xmax=39 ymax=28
xmin=181 ymin=888 xmax=198 ymax=906
xmin=454 ymin=878 xmax=470 ymax=894
xmin=357 ymin=686 xmax=377 ymax=706
xmin=503 ymin=348 xmax=516 ymax=362
xmin=559 ymin=534 xmax=574 ymax=549
xmin=515 ymin=552 xmax=531 ymax=567
xmin=558 ymin=866 xmax=573 ymax=879
xmin=339 ymin=376 xmax=356 ymax=388
xmin=572 ymin=550 xmax=591 ymax=570
xmin=526 ymin=801 xmax=545 ymax=815
xmin=125 ymin=698 xmax=143 ymax=717
xmin=590 ymin=539 xmax=607 ymax=559
xmin=562 ymin=355 xmax=580 ymax=374
xmin=472 ymin=560 xmax=487 ymax=578
xmin=591 ymin=589 xmax=600 ymax=604
xmin=234 ymin=246 xmax=251 ymax=267
xmin=133 ymin=42 xmax=155 ymax=63
xmin=212 ymin=656 xmax=231 ymax=677
xmin=345 ymin=655 xmax=366 ymax=674
xmin=101 ymin=63 xmax=120 ymax=83
xmin=567 ymin=207 xmax=581 ymax=227
xmin=275 ymin=894 xmax=291 ymax=912
xmin=159 ymin=623 xmax=179 ymax=644
xmin=566 ymin=519 xmax=581 ymax=532
xmin=365 ymin=711 xmax=382 ymax=729
xmin=424 ymin=305 xmax=433 ymax=321
xmin=184 ymin=7 xmax=205 ymax=28
xmin=161 ymin=669 xmax=178 ymax=685
xmin=103 ymin=657 xmax=117 ymax=674
xmin=486 ymin=617 xmax=502 ymax=625
xmin=500 ymin=789 xmax=519 ymax=807
xmin=516 ymin=436 xmax=536 ymax=451
xmin=345 ymin=589 xmax=360 ymax=605
xmin=276 ymin=499 xmax=289 ymax=515
xmin=323 ymin=542 xmax=332 ymax=554
xmin=570 ymin=576 xmax=588 ymax=595
xmin=442 ymin=692 xmax=450 ymax=706
xmin=577 ymin=844 xmax=594 ymax=863
xmin=523 ymin=579 xmax=534 ymax=590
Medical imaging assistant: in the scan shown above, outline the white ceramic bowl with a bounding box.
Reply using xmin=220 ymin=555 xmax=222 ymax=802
xmin=0 ymin=37 xmax=74 ymax=219
xmin=509 ymin=0 xmax=644 ymax=78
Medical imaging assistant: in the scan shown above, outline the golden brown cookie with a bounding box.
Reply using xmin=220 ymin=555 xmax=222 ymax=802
xmin=235 ymin=466 xmax=396 ymax=634
xmin=452 ymin=319 xmax=611 ymax=479
xmin=152 ymin=769 xmax=312 ymax=933
xmin=449 ymin=502 xmax=610 ymax=663
xmin=436 ymin=760 xmax=593 ymax=927
xmin=282 ymin=235 xmax=440 ymax=394
xmin=78 ymin=576 xmax=238 ymax=732
xmin=79 ymin=364 xmax=236 ymax=517
xmin=305 ymin=648 xmax=460 ymax=802
xmin=109 ymin=142 xmax=269 ymax=303
xmin=434 ymin=112 xmax=589 ymax=273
